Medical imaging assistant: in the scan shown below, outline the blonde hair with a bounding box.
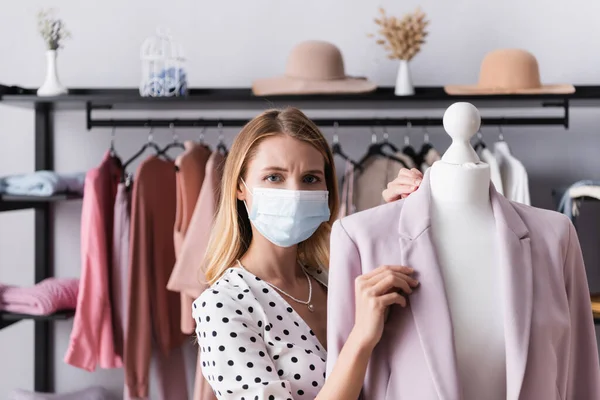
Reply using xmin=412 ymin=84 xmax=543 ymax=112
xmin=202 ymin=107 xmax=339 ymax=285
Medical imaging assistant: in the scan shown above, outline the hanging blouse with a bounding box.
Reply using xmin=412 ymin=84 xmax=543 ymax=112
xmin=338 ymin=160 xmax=355 ymax=218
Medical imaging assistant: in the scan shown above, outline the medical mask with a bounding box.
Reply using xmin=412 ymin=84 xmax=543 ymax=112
xmin=241 ymin=179 xmax=330 ymax=248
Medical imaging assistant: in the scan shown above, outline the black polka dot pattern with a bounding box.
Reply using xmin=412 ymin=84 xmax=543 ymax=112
xmin=192 ymin=266 xmax=329 ymax=399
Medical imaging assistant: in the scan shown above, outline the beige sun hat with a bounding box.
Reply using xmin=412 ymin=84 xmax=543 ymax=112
xmin=252 ymin=40 xmax=377 ymax=96
xmin=444 ymin=49 xmax=574 ymax=95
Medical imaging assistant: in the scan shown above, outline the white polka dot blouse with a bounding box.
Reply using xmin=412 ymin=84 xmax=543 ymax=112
xmin=193 ymin=266 xmax=329 ymax=399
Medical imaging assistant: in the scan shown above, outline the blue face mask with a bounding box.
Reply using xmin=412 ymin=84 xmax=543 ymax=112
xmin=241 ymin=179 xmax=331 ymax=248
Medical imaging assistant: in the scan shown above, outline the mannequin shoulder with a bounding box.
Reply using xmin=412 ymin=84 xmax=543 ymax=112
xmin=333 ymin=199 xmax=405 ymax=238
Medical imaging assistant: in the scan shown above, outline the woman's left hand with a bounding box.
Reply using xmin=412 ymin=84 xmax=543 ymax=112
xmin=382 ymin=168 xmax=423 ymax=203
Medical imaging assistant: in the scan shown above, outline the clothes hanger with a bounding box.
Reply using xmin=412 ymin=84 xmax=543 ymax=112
xmin=216 ymin=122 xmax=229 ymax=155
xmin=401 ymin=122 xmax=420 ymax=166
xmin=418 ymin=122 xmax=436 ymax=163
xmin=473 ymin=128 xmax=487 ymax=152
xmin=358 ymin=127 xmax=408 ymax=167
xmin=330 ymin=122 xmax=361 ymax=171
xmin=494 ymin=119 xmax=512 ymax=155
xmin=122 ymin=124 xmax=163 ymax=179
xmin=196 ymin=123 xmax=208 ymax=147
xmin=418 ymin=122 xmax=434 ymax=153
xmin=379 ymin=126 xmax=399 ymax=153
xmin=109 ymin=125 xmax=118 ymax=157
xmin=108 ymin=124 xmax=124 ymax=169
xmin=158 ymin=122 xmax=186 ymax=156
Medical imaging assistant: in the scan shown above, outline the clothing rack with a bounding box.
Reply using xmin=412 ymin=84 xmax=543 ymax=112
xmin=0 ymin=85 xmax=598 ymax=393
xmin=87 ymin=116 xmax=567 ymax=129
xmin=83 ymin=91 xmax=570 ymax=129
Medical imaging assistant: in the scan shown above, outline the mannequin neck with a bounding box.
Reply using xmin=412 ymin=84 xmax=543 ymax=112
xmin=429 ymin=160 xmax=492 ymax=214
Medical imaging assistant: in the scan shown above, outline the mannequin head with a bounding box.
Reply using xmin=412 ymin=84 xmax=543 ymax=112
xmin=441 ymin=102 xmax=481 ymax=165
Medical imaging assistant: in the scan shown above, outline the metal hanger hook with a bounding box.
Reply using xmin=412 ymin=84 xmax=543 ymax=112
xmin=422 ymin=124 xmax=430 ymax=144
xmin=198 ymin=126 xmax=206 ymax=143
xmin=382 ymin=126 xmax=390 ymax=142
xmin=333 ymin=122 xmax=339 ymax=144
xmin=110 ymin=125 xmax=116 ymax=150
xmin=217 ymin=122 xmax=224 ymax=143
xmin=170 ymin=122 xmax=180 ymax=143
xmin=147 ymin=126 xmax=154 ymax=143
xmin=404 ymin=121 xmax=412 ymax=146
xmin=498 ymin=120 xmax=505 ymax=141
xmin=370 ymin=126 xmax=377 ymax=144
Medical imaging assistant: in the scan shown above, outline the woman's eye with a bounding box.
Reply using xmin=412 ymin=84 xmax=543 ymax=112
xmin=265 ymin=174 xmax=282 ymax=183
xmin=303 ymin=175 xmax=320 ymax=184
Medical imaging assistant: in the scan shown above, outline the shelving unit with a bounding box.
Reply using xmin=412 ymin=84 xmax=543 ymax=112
xmin=0 ymin=310 xmax=75 ymax=330
xmin=1 ymin=84 xmax=600 ymax=392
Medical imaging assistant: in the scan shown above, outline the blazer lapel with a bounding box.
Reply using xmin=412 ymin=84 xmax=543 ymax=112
xmin=398 ymin=174 xmax=461 ymax=400
xmin=490 ymin=189 xmax=533 ymax=400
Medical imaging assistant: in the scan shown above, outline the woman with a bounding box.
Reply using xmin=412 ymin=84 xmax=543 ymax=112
xmin=193 ymin=107 xmax=423 ymax=399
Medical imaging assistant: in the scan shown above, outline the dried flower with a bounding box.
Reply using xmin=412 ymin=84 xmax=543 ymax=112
xmin=37 ymin=9 xmax=71 ymax=51
xmin=370 ymin=7 xmax=428 ymax=61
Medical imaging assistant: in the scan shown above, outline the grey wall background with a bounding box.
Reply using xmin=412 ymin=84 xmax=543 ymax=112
xmin=1 ymin=0 xmax=599 ymax=398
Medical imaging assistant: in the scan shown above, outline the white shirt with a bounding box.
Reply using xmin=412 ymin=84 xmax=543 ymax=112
xmin=494 ymin=142 xmax=531 ymax=205
xmin=193 ymin=266 xmax=328 ymax=400
xmin=479 ymin=147 xmax=504 ymax=195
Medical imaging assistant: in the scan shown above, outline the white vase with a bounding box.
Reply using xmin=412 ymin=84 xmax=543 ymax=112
xmin=395 ymin=60 xmax=414 ymax=96
xmin=37 ymin=50 xmax=68 ymax=97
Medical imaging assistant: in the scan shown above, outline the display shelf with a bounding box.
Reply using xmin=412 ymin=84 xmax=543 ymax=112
xmin=0 ymin=85 xmax=590 ymax=111
xmin=0 ymin=193 xmax=83 ymax=212
xmin=0 ymin=309 xmax=75 ymax=330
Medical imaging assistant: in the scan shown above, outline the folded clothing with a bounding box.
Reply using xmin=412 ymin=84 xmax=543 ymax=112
xmin=557 ymin=180 xmax=600 ymax=221
xmin=0 ymin=277 xmax=79 ymax=315
xmin=8 ymin=386 xmax=115 ymax=400
xmin=0 ymin=170 xmax=85 ymax=197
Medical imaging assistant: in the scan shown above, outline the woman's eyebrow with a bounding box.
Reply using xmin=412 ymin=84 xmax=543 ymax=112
xmin=304 ymin=169 xmax=324 ymax=176
xmin=261 ymin=166 xmax=288 ymax=172
xmin=260 ymin=167 xmax=324 ymax=175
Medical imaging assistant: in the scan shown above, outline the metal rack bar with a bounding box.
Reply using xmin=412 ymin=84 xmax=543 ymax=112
xmin=84 ymin=94 xmax=570 ymax=129
xmin=33 ymin=103 xmax=54 ymax=393
xmin=87 ymin=116 xmax=568 ymax=129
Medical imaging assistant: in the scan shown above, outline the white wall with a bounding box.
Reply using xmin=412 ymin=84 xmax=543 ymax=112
xmin=1 ymin=0 xmax=600 ymax=398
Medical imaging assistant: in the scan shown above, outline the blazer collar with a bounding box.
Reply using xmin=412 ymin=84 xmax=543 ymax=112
xmin=398 ymin=169 xmax=529 ymax=241
xmin=397 ymin=168 xmax=532 ymax=400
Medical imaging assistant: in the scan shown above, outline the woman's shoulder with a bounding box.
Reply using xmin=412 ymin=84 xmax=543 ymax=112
xmin=192 ymin=267 xmax=254 ymax=318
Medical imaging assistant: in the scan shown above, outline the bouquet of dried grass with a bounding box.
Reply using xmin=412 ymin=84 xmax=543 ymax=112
xmin=37 ymin=9 xmax=71 ymax=51
xmin=370 ymin=7 xmax=429 ymax=61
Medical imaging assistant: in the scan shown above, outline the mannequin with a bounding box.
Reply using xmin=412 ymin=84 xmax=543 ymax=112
xmin=429 ymin=102 xmax=506 ymax=400
xmin=327 ymin=101 xmax=600 ymax=400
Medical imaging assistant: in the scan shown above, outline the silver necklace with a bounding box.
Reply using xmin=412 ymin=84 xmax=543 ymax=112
xmin=236 ymin=260 xmax=315 ymax=312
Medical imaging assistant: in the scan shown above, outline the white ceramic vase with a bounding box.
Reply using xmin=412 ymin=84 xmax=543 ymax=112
xmin=395 ymin=59 xmax=414 ymax=96
xmin=37 ymin=50 xmax=68 ymax=97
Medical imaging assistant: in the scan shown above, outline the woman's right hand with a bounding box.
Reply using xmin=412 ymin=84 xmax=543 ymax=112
xmin=382 ymin=168 xmax=424 ymax=203
xmin=351 ymin=265 xmax=419 ymax=351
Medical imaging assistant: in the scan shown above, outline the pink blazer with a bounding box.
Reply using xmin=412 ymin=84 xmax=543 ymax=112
xmin=327 ymin=172 xmax=600 ymax=400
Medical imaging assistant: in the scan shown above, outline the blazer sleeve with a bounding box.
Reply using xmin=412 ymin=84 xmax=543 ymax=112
xmin=326 ymin=219 xmax=362 ymax=377
xmin=563 ymin=221 xmax=600 ymax=399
